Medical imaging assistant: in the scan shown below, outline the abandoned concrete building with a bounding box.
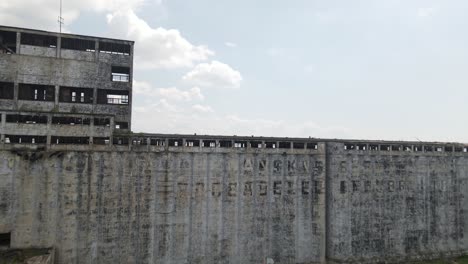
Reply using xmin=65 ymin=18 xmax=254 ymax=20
xmin=1 ymin=26 xmax=468 ymax=264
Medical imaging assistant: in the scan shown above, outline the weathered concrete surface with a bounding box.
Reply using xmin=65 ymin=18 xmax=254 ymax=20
xmin=326 ymin=142 xmax=468 ymax=263
xmin=0 ymin=146 xmax=326 ymax=264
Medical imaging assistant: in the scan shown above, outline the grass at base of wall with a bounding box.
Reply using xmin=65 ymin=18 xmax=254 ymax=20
xmin=411 ymin=255 xmax=468 ymax=264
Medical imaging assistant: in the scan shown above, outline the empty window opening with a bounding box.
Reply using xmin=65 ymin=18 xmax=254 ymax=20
xmin=59 ymin=86 xmax=93 ymax=103
xmin=18 ymin=83 xmax=55 ymax=101
xmin=454 ymin=146 xmax=463 ymax=152
xmin=435 ymin=146 xmax=443 ymax=152
xmin=21 ymin=32 xmax=56 ymax=48
xmin=391 ymin=145 xmax=402 ymax=151
xmin=52 ymin=116 xmax=90 ymax=125
xmin=52 ymin=136 xmax=89 ymax=145
xmin=369 ymin=144 xmax=378 ymax=151
xmin=219 ymin=140 xmax=232 ymax=148
xmin=99 ymin=41 xmax=131 ymax=55
xmin=307 ymin=143 xmax=318 ymax=150
xmin=6 ymin=114 xmax=47 ymax=124
xmin=357 ymin=144 xmax=366 ymax=151
xmin=293 ymin=142 xmax=304 ymax=149
xmin=94 ymin=118 xmax=110 ymax=126
xmin=94 ymin=137 xmax=110 ymax=145
xmin=445 ymin=146 xmax=453 ymax=152
xmin=132 ymin=138 xmax=148 ymax=145
xmin=0 ymin=233 xmax=11 ymax=247
xmin=265 ymin=142 xmax=276 ymax=149
xmin=464 ymin=147 xmax=468 ymax=153
xmin=0 ymin=82 xmax=14 ymax=99
xmin=278 ymin=142 xmax=291 ymax=149
xmin=113 ymin=137 xmax=129 ymax=145
xmin=115 ymin=122 xmax=129 ymax=130
xmin=97 ymin=89 xmax=129 ymax=105
xmin=344 ymin=143 xmax=355 ymax=150
xmin=150 ymin=139 xmax=165 ymax=146
xmin=61 ymin=37 xmax=95 ymax=52
xmin=380 ymin=145 xmax=390 ymax=151
xmin=186 ymin=140 xmax=200 ymax=147
xmin=234 ymin=141 xmax=247 ymax=148
xmin=203 ymin=140 xmax=216 ymax=148
xmin=414 ymin=145 xmax=423 ymax=152
xmin=424 ymin=146 xmax=433 ymax=152
xmin=251 ymin=141 xmax=262 ymax=148
xmin=111 ymin=66 xmax=130 ymax=82
xmin=5 ymin=135 xmax=46 ymax=144
xmin=169 ymin=139 xmax=183 ymax=147
xmin=404 ymin=145 xmax=413 ymax=152
xmin=0 ymin=30 xmax=17 ymax=53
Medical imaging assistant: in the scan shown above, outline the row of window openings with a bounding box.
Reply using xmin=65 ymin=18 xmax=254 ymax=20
xmin=3 ymin=115 xmax=128 ymax=129
xmin=6 ymin=84 xmax=130 ymax=105
xmin=344 ymin=143 xmax=468 ymax=153
xmin=0 ymin=30 xmax=131 ymax=55
xmin=114 ymin=138 xmax=319 ymax=149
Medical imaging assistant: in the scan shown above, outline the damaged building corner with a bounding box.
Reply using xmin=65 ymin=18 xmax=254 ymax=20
xmin=1 ymin=25 xmax=468 ymax=264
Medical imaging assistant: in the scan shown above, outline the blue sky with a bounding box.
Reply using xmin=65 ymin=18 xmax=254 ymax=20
xmin=2 ymin=0 xmax=468 ymax=142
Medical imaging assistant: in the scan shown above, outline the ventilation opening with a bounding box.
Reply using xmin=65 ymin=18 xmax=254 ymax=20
xmin=0 ymin=82 xmax=14 ymax=99
xmin=59 ymin=86 xmax=93 ymax=103
xmin=203 ymin=140 xmax=216 ymax=148
xmin=52 ymin=116 xmax=90 ymax=125
xmin=150 ymin=139 xmax=165 ymax=146
xmin=219 ymin=140 xmax=232 ymax=148
xmin=169 ymin=139 xmax=183 ymax=147
xmin=5 ymin=135 xmax=47 ymax=144
xmin=0 ymin=232 xmax=10 ymax=248
xmin=6 ymin=114 xmax=47 ymax=124
xmin=94 ymin=118 xmax=110 ymax=126
xmin=18 ymin=83 xmax=55 ymax=101
xmin=99 ymin=41 xmax=131 ymax=55
xmin=0 ymin=30 xmax=17 ymax=53
xmin=111 ymin=66 xmax=130 ymax=82
xmin=61 ymin=37 xmax=95 ymax=52
xmin=94 ymin=137 xmax=110 ymax=145
xmin=51 ymin=136 xmax=89 ymax=145
xmin=97 ymin=89 xmax=129 ymax=105
xmin=21 ymin=32 xmax=57 ymax=48
xmin=113 ymin=137 xmax=129 ymax=145
xmin=115 ymin=122 xmax=129 ymax=129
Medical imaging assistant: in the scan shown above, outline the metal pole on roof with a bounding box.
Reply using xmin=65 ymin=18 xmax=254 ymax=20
xmin=58 ymin=0 xmax=64 ymax=33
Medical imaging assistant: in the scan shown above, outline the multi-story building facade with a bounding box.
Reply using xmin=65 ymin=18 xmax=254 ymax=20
xmin=0 ymin=25 xmax=133 ymax=147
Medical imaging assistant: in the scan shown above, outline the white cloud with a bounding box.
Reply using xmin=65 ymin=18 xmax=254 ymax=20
xmin=182 ymin=60 xmax=242 ymax=89
xmin=156 ymin=87 xmax=204 ymax=102
xmin=225 ymin=42 xmax=237 ymax=48
xmin=192 ymin=104 xmax=214 ymax=113
xmin=417 ymin=7 xmax=437 ymax=18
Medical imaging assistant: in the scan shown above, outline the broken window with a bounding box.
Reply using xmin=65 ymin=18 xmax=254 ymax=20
xmin=52 ymin=116 xmax=90 ymax=125
xmin=111 ymin=66 xmax=130 ymax=82
xmin=113 ymin=137 xmax=129 ymax=145
xmin=444 ymin=146 xmax=453 ymax=152
xmin=454 ymin=146 xmax=463 ymax=152
xmin=435 ymin=146 xmax=443 ymax=152
xmin=293 ymin=142 xmax=304 ymax=149
xmin=150 ymin=139 xmax=165 ymax=146
xmin=203 ymin=140 xmax=216 ymax=148
xmin=61 ymin=37 xmax=95 ymax=52
xmin=234 ymin=141 xmax=247 ymax=148
xmin=0 ymin=233 xmax=10 ymax=247
xmin=380 ymin=145 xmax=390 ymax=151
xmin=115 ymin=122 xmax=129 ymax=129
xmin=20 ymin=32 xmax=57 ymax=48
xmin=265 ymin=142 xmax=276 ymax=149
xmin=307 ymin=143 xmax=318 ymax=150
xmin=93 ymin=137 xmax=110 ymax=145
xmin=18 ymin=83 xmax=55 ymax=101
xmin=250 ymin=141 xmax=262 ymax=148
xmin=424 ymin=146 xmax=433 ymax=152
xmin=169 ymin=139 xmax=183 ymax=147
xmin=186 ymin=140 xmax=200 ymax=147
xmin=99 ymin=41 xmax=131 ymax=55
xmin=5 ymin=135 xmax=47 ymax=144
xmin=369 ymin=144 xmax=378 ymax=151
xmin=6 ymin=114 xmax=47 ymax=124
xmin=278 ymin=142 xmax=291 ymax=149
xmin=51 ymin=136 xmax=89 ymax=145
xmin=94 ymin=117 xmax=110 ymax=126
xmin=404 ymin=145 xmax=413 ymax=151
xmin=391 ymin=145 xmax=402 ymax=151
xmin=97 ymin=89 xmax=129 ymax=105
xmin=344 ymin=143 xmax=355 ymax=150
xmin=132 ymin=138 xmax=148 ymax=145
xmin=357 ymin=144 xmax=367 ymax=151
xmin=59 ymin=86 xmax=93 ymax=103
xmin=0 ymin=82 xmax=14 ymax=99
xmin=414 ymin=145 xmax=423 ymax=152
xmin=219 ymin=140 xmax=232 ymax=148
xmin=0 ymin=30 xmax=17 ymax=53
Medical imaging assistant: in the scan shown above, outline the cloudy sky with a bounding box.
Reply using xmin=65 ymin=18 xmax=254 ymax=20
xmin=2 ymin=0 xmax=468 ymax=142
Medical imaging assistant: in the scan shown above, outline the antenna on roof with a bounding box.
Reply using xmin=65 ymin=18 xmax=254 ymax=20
xmin=58 ymin=0 xmax=64 ymax=33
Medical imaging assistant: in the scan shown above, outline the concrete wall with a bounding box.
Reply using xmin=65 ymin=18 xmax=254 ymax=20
xmin=0 ymin=146 xmax=326 ymax=264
